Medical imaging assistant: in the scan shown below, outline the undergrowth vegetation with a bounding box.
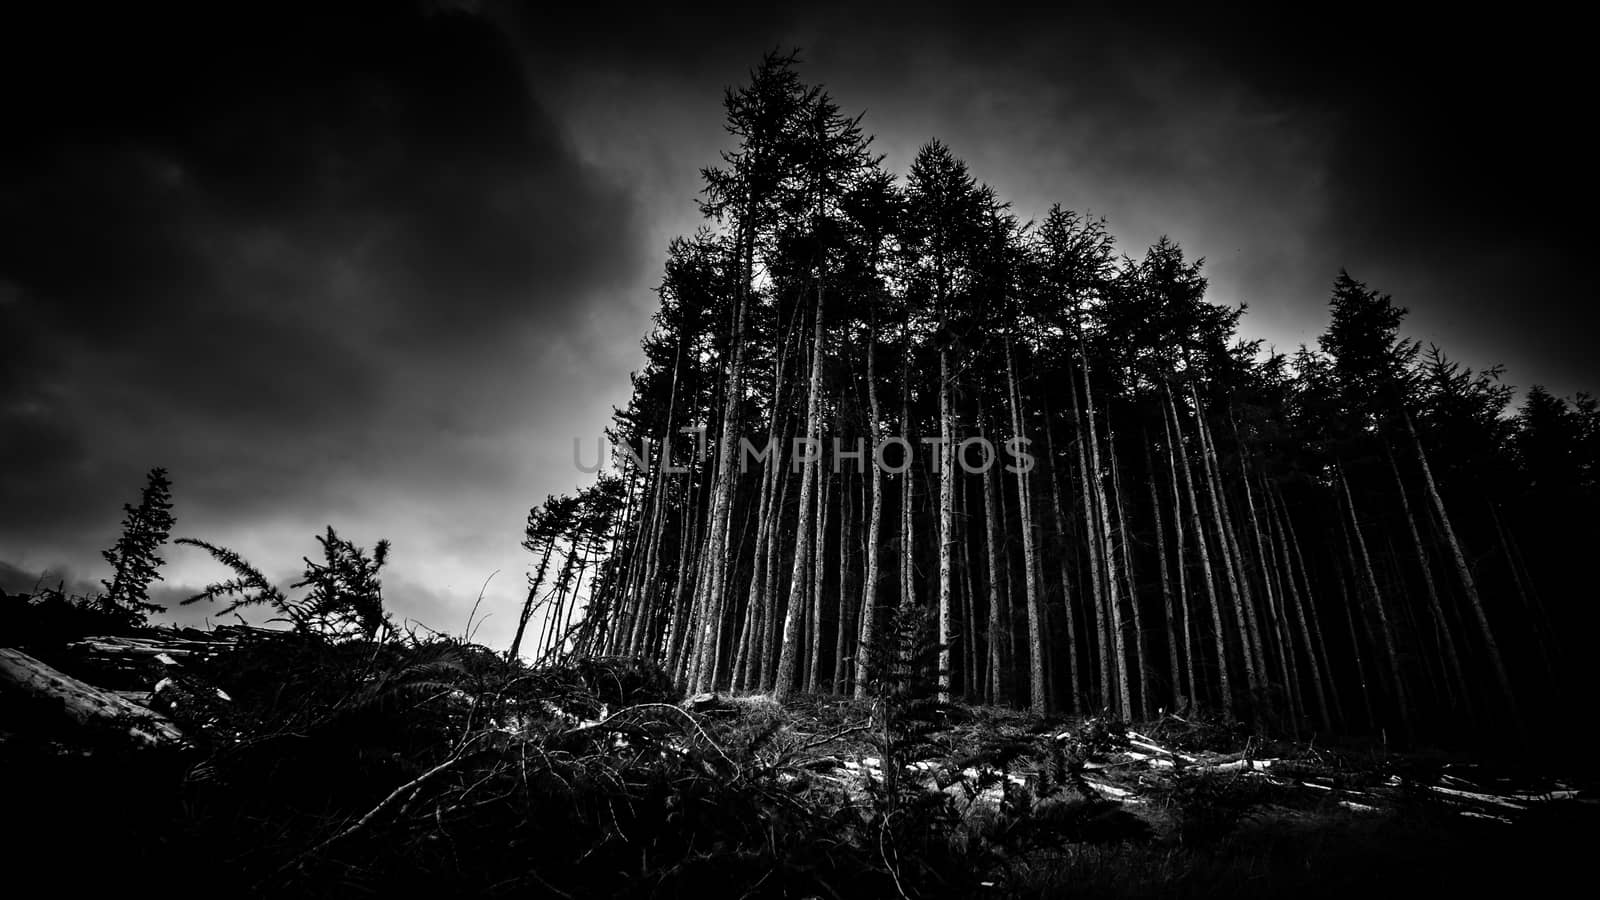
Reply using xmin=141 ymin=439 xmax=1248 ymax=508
xmin=0 ymin=591 xmax=1180 ymax=897
xmin=2 ymin=586 xmax=1590 ymax=898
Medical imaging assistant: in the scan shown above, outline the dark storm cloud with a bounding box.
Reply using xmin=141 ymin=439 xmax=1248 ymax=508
xmin=1 ymin=2 xmax=650 ymax=562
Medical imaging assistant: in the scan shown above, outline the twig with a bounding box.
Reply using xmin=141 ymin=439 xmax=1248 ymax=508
xmin=578 ymin=702 xmax=738 ymax=772
xmin=265 ymin=736 xmax=483 ymax=884
xmin=794 ymin=720 xmax=875 ymax=753
xmin=879 ymin=810 xmax=912 ymax=900
xmin=464 ymin=570 xmax=498 ymax=643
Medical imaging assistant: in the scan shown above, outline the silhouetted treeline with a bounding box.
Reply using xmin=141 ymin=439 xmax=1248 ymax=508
xmin=525 ymin=52 xmax=1596 ymax=744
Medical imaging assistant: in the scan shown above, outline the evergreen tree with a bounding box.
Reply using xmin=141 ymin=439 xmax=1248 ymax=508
xmin=100 ymin=466 xmax=176 ymax=625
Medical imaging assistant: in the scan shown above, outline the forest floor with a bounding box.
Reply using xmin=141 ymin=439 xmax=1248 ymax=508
xmin=2 ymin=612 xmax=1594 ymax=897
xmin=737 ymin=692 xmax=1593 ymax=897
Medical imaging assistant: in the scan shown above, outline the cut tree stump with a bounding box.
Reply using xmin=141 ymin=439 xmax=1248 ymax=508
xmin=0 ymin=647 xmax=186 ymax=749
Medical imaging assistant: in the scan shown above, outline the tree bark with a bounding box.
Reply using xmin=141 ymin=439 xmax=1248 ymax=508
xmin=773 ymin=287 xmax=827 ymax=702
xmin=1045 ymin=404 xmax=1084 ymax=713
xmin=1 ymin=647 xmax=186 ymax=748
xmin=1144 ymin=436 xmax=1182 ymax=710
xmin=856 ymin=303 xmax=886 ymax=698
xmin=1165 ymin=385 xmax=1229 ymax=713
xmin=1339 ymin=465 xmax=1409 ymax=735
xmin=938 ymin=348 xmax=956 ymax=702
xmin=1402 ymin=410 xmax=1518 ymax=726
xmin=1007 ymin=338 xmax=1048 ymax=713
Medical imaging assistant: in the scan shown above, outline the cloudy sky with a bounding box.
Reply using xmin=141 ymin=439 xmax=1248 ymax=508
xmin=2 ymin=2 xmax=1589 ymax=648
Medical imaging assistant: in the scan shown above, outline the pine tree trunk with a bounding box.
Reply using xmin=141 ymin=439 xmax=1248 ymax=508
xmin=1080 ymin=357 xmax=1121 ymax=714
xmin=1007 ymin=339 xmax=1048 ymax=713
xmin=1488 ymin=501 xmax=1560 ymax=700
xmin=1108 ymin=432 xmax=1146 ymax=719
xmin=1160 ymin=410 xmax=1197 ymax=708
xmin=1276 ymin=483 xmax=1343 ymax=726
xmin=1332 ymin=544 xmax=1375 ymax=730
xmin=807 ymin=457 xmax=831 ymax=693
xmin=958 ymin=476 xmax=980 ymax=700
xmin=1144 ymin=437 xmax=1182 ymax=710
xmin=688 ymin=227 xmax=754 ymax=693
xmin=938 ymin=348 xmax=955 ymax=702
xmin=627 ymin=334 xmax=688 ymax=657
xmin=762 ymin=457 xmax=795 ymax=690
xmin=1231 ymin=414 xmax=1293 ymax=724
xmin=509 ymin=537 xmax=555 ymax=660
xmin=980 ymin=400 xmax=1010 ymax=706
xmin=0 ymin=648 xmax=186 ymax=748
xmin=834 ymin=462 xmax=858 ymax=693
xmin=899 ymin=321 xmax=915 ymax=615
xmin=1265 ymin=484 xmax=1331 ymax=732
xmin=1076 ymin=367 xmax=1109 ymax=709
xmin=773 ymin=287 xmax=827 ymax=702
xmin=1165 ymin=385 xmax=1229 ymax=713
xmin=1402 ymin=410 xmax=1518 ymax=725
xmin=541 ymin=542 xmax=578 ymax=660
xmin=856 ymin=304 xmax=886 ymax=698
xmin=1256 ymin=478 xmax=1303 ymax=735
xmin=734 ymin=318 xmax=803 ymax=689
xmin=1385 ymin=441 xmax=1468 ymax=712
xmin=1339 ymin=464 xmax=1410 ymax=736
xmin=1045 ymin=406 xmax=1084 ymax=713
xmin=731 ymin=457 xmax=774 ymax=691
xmin=1191 ymin=389 xmax=1261 ymax=700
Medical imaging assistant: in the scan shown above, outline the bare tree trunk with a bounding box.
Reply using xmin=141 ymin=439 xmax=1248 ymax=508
xmin=774 ymin=288 xmax=827 ymax=702
xmin=1385 ymin=441 xmax=1468 ymax=712
xmin=1264 ymin=483 xmax=1329 ymax=731
xmin=1144 ymin=436 xmax=1182 ymax=710
xmin=734 ymin=318 xmax=803 ymax=689
xmin=980 ymin=400 xmax=1010 ymax=706
xmin=807 ymin=455 xmax=831 ymax=693
xmin=1190 ymin=389 xmax=1261 ymax=703
xmin=1159 ymin=408 xmax=1197 ymax=708
xmin=732 ymin=456 xmax=774 ymax=691
xmin=688 ymin=234 xmax=753 ymax=693
xmin=540 ymin=541 xmax=578 ymax=660
xmin=627 ymin=335 xmax=688 ymax=657
xmin=1402 ymin=410 xmax=1518 ymax=726
xmin=1231 ymin=413 xmax=1294 ymax=725
xmin=1072 ymin=367 xmax=1108 ymax=709
xmin=938 ymin=348 xmax=955 ymax=702
xmin=1080 ymin=353 xmax=1127 ymax=718
xmin=1332 ymin=541 xmax=1375 ymax=730
xmin=899 ymin=321 xmax=915 ymax=615
xmin=1339 ymin=464 xmax=1410 ymax=736
xmin=1108 ymin=432 xmax=1146 ymax=719
xmin=509 ymin=536 xmax=555 ymax=660
xmin=997 ymin=463 xmax=1019 ymax=701
xmin=0 ymin=648 xmax=185 ymax=748
xmin=1275 ymin=483 xmax=1343 ymax=726
xmin=1165 ymin=386 xmax=1228 ymax=713
xmin=1488 ymin=501 xmax=1560 ymax=699
xmin=1007 ymin=338 xmax=1048 ymax=713
xmin=761 ymin=456 xmax=795 ymax=690
xmin=958 ymin=475 xmax=980 ymax=700
xmin=1045 ymin=405 xmax=1084 ymax=713
xmin=856 ymin=305 xmax=886 ymax=697
xmin=1255 ymin=477 xmax=1303 ymax=735
xmin=835 ymin=462 xmax=859 ymax=693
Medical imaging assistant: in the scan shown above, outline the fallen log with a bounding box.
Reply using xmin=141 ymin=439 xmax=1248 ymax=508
xmin=0 ymin=647 xmax=186 ymax=749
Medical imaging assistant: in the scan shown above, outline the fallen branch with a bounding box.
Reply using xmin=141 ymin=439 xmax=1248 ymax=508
xmin=0 ymin=646 xmax=185 ymax=748
xmin=267 ymin=736 xmax=484 ymax=884
xmin=792 ymin=720 xmax=874 ymax=754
